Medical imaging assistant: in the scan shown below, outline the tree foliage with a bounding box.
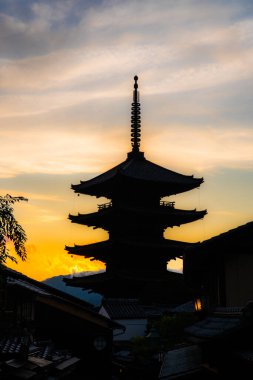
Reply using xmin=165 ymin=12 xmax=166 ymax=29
xmin=0 ymin=194 xmax=28 ymax=266
xmin=153 ymin=313 xmax=198 ymax=349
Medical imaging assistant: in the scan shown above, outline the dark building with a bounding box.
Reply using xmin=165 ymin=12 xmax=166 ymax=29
xmin=0 ymin=266 xmax=123 ymax=379
xmin=65 ymin=76 xmax=207 ymax=304
xmin=181 ymin=222 xmax=253 ymax=378
xmin=184 ymin=221 xmax=253 ymax=309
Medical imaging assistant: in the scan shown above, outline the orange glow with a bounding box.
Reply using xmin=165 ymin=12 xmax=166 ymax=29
xmin=5 ymin=179 xmax=252 ymax=282
xmin=7 ymin=241 xmax=105 ymax=281
xmin=194 ymin=298 xmax=202 ymax=312
xmin=5 ymin=200 xmax=107 ymax=281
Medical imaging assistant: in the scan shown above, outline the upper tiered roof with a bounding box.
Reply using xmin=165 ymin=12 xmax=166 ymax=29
xmin=72 ymin=155 xmax=203 ymax=198
xmin=69 ymin=205 xmax=207 ymax=230
xmin=72 ymin=76 xmax=203 ymax=198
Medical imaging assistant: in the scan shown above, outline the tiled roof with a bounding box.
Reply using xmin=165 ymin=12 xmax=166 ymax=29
xmin=3 ymin=266 xmax=123 ymax=331
xmin=0 ymin=336 xmax=30 ymax=359
xmin=69 ymin=207 xmax=207 ymax=230
xmin=65 ymin=269 xmax=184 ymax=287
xmin=102 ymin=298 xmax=146 ymax=319
xmin=7 ymin=277 xmax=51 ymax=296
xmin=66 ymin=237 xmax=192 ymax=258
xmin=72 ymin=155 xmax=203 ymax=197
xmin=172 ymin=301 xmax=195 ymax=313
xmin=64 ymin=270 xmax=186 ymax=294
xmin=185 ymin=316 xmax=241 ymax=339
xmin=159 ymin=345 xmax=202 ymax=379
xmin=64 ymin=270 xmax=190 ymax=305
xmin=196 ymin=221 xmax=253 ymax=249
xmin=1 ymin=337 xmax=80 ymax=378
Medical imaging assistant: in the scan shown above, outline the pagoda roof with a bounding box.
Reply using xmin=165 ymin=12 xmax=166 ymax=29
xmin=65 ymin=238 xmax=192 ymax=262
xmin=63 ymin=270 xmax=192 ymax=304
xmin=69 ymin=206 xmax=207 ymax=229
xmin=64 ymin=270 xmax=183 ymax=287
xmin=71 ymin=153 xmax=203 ymax=198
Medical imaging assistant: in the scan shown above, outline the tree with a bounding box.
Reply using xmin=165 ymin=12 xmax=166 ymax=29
xmin=0 ymin=194 xmax=28 ymax=267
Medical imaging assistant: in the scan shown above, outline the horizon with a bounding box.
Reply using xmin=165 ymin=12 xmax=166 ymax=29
xmin=1 ymin=0 xmax=253 ymax=281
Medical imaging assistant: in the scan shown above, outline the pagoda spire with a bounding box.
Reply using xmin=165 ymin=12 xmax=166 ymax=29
xmin=131 ymin=75 xmax=141 ymax=153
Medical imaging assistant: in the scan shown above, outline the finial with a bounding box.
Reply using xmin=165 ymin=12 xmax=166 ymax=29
xmin=134 ymin=75 xmax=138 ymax=89
xmin=131 ymin=75 xmax=141 ymax=153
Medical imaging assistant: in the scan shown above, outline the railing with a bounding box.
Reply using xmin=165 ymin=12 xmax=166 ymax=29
xmin=98 ymin=201 xmax=175 ymax=210
xmin=160 ymin=201 xmax=175 ymax=208
xmin=98 ymin=201 xmax=112 ymax=211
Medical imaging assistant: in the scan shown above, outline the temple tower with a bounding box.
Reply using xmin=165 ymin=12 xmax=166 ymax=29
xmin=65 ymin=76 xmax=206 ymax=303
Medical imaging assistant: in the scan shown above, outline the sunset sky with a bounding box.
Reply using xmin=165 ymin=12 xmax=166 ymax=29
xmin=1 ymin=0 xmax=253 ymax=281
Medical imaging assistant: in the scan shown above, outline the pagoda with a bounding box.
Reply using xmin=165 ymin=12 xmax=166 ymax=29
xmin=65 ymin=76 xmax=207 ymax=304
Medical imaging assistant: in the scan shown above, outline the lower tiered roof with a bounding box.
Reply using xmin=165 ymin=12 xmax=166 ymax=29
xmin=64 ymin=270 xmax=193 ymax=304
xmin=69 ymin=205 xmax=207 ymax=230
xmin=65 ymin=238 xmax=193 ymax=262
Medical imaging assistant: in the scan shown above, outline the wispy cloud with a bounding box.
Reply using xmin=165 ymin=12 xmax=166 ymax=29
xmin=149 ymin=126 xmax=253 ymax=172
xmin=1 ymin=0 xmax=253 ymax=177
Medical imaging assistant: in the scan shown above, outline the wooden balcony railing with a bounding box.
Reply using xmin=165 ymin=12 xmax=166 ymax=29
xmin=98 ymin=201 xmax=175 ymax=210
xmin=160 ymin=201 xmax=175 ymax=208
xmin=98 ymin=202 xmax=112 ymax=211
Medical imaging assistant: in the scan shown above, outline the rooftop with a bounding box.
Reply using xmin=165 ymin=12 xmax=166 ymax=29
xmin=101 ymin=298 xmax=146 ymax=319
xmin=72 ymin=156 xmax=203 ymax=197
xmin=159 ymin=344 xmax=202 ymax=379
xmin=2 ymin=266 xmax=122 ymax=331
xmin=188 ymin=221 xmax=253 ymax=252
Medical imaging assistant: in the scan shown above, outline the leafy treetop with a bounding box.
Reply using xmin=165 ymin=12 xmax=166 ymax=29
xmin=0 ymin=194 xmax=28 ymax=266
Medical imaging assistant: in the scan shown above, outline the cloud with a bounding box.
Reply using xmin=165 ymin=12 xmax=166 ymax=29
xmin=68 ymin=269 xmax=105 ymax=278
xmin=1 ymin=0 xmax=253 ymax=93
xmin=0 ymin=0 xmax=79 ymax=58
xmin=0 ymin=85 xmax=253 ymax=178
xmin=148 ymin=125 xmax=253 ymax=173
xmin=0 ymin=122 xmax=127 ymax=178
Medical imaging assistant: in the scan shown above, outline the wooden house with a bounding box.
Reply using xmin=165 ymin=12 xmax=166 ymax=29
xmin=0 ymin=266 xmax=124 ymax=379
xmin=184 ymin=221 xmax=253 ymax=309
xmin=182 ymin=222 xmax=253 ymax=378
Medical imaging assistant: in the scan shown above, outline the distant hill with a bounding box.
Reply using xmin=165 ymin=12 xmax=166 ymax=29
xmin=43 ymin=272 xmax=103 ymax=307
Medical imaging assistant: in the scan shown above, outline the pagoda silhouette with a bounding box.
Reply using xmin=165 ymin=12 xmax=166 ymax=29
xmin=65 ymin=76 xmax=207 ymax=304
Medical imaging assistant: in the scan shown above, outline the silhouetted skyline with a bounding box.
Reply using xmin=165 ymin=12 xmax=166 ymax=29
xmin=1 ymin=0 xmax=253 ymax=280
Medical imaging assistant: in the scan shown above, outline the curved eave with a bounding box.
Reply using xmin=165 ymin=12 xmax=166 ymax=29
xmin=166 ymin=209 xmax=207 ymax=227
xmin=65 ymin=240 xmax=111 ymax=260
xmin=64 ymin=270 xmax=186 ymax=292
xmin=65 ymin=238 xmax=193 ymax=260
xmin=71 ymin=157 xmax=204 ymax=197
xmin=64 ymin=271 xmax=112 ymax=287
xmin=72 ymin=175 xmax=203 ymax=198
xmin=68 ymin=209 xmax=207 ymax=229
